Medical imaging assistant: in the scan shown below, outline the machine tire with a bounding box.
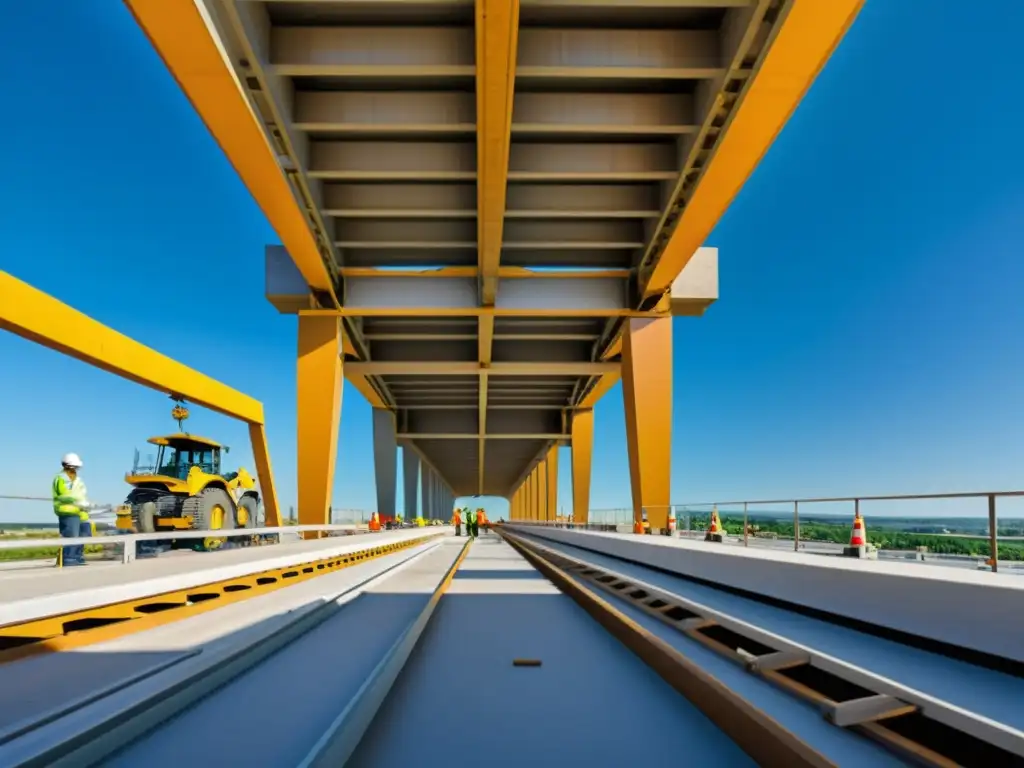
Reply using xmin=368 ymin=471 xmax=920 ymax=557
xmin=186 ymin=487 xmax=237 ymax=533
xmin=236 ymin=494 xmax=258 ymax=530
xmin=137 ymin=502 xmax=158 ymax=533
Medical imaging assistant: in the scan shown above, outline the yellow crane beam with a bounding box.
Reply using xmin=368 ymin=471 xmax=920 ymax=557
xmin=0 ymin=271 xmax=281 ymax=526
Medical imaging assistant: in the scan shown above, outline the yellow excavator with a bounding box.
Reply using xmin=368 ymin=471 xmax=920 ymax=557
xmin=117 ymin=404 xmax=261 ymax=550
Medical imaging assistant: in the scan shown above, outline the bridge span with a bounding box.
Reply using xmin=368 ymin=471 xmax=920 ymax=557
xmin=11 ymin=2 xmax=1024 ymax=765
xmin=123 ymin=0 xmax=862 ymax=529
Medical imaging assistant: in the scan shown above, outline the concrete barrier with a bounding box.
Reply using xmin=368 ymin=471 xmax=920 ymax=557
xmin=0 ymin=529 xmax=446 ymax=625
xmin=510 ymin=526 xmax=1024 ymax=664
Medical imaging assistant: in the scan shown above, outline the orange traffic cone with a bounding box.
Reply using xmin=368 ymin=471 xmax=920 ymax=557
xmin=843 ymin=512 xmax=870 ymax=557
xmin=667 ymin=509 xmax=677 ymax=536
xmin=705 ymin=506 xmax=724 ymax=543
xmin=633 ymin=518 xmax=645 ymax=534
xmin=849 ymin=514 xmax=866 ymax=546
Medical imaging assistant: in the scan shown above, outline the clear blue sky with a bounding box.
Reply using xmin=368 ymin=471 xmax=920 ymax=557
xmin=2 ymin=1 xmax=1022 ymax=524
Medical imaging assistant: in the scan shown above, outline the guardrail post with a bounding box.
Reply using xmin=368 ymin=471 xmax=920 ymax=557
xmin=122 ymin=536 xmax=136 ymax=565
xmin=988 ymin=493 xmax=998 ymax=573
xmin=793 ymin=501 xmax=800 ymax=552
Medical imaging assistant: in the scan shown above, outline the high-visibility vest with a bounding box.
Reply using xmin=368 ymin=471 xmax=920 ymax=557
xmin=452 ymin=511 xmax=462 ymax=525
xmin=465 ymin=508 xmax=476 ymax=524
xmin=53 ymin=473 xmax=89 ymax=521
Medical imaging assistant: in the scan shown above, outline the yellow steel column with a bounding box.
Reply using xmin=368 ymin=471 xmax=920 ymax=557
xmin=248 ymin=423 xmax=281 ymax=527
xmin=545 ymin=445 xmax=558 ymax=522
xmin=296 ymin=315 xmax=343 ymax=533
xmin=527 ymin=471 xmax=536 ymax=521
xmin=571 ymin=409 xmax=594 ymax=525
xmin=536 ymin=466 xmax=544 ymax=520
xmin=622 ymin=318 xmax=673 ymax=532
xmin=537 ymin=458 xmax=548 ymax=522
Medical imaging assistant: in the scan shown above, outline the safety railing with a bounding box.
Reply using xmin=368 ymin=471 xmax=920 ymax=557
xmin=511 ymin=490 xmax=1024 ymax=575
xmin=0 ymin=524 xmax=385 ymax=566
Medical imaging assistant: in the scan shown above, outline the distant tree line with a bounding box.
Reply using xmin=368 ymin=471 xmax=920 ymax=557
xmin=699 ymin=516 xmax=1024 ymax=561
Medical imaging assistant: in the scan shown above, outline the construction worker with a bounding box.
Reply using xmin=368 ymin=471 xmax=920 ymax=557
xmin=53 ymin=453 xmax=91 ymax=567
xmin=465 ymin=507 xmax=477 ymax=539
xmin=476 ymin=508 xmax=487 ymax=535
xmin=452 ymin=507 xmax=462 ymax=536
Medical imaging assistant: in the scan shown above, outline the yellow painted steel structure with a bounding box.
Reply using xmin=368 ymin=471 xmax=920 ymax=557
xmin=0 ymin=271 xmax=282 ymax=526
xmin=122 ymin=0 xmax=864 ymax=528
xmin=571 ymin=409 xmax=594 ymax=525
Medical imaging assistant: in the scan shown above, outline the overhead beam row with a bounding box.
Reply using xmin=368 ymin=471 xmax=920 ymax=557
xmin=125 ymin=0 xmax=865 ymax=506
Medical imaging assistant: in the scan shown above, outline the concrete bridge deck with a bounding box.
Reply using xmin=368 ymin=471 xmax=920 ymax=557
xmin=0 ymin=529 xmax=1020 ymax=766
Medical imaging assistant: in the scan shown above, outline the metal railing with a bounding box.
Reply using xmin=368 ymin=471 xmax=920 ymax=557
xmin=514 ymin=490 xmax=1024 ymax=574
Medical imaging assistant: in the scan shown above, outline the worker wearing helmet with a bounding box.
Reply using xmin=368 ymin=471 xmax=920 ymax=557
xmin=464 ymin=507 xmax=476 ymax=539
xmin=52 ymin=453 xmax=91 ymax=566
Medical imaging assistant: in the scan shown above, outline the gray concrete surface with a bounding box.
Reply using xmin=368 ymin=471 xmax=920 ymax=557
xmin=0 ymin=529 xmax=444 ymax=624
xmin=102 ymin=540 xmax=465 ymax=767
xmin=346 ymin=536 xmax=756 ymax=768
xmin=0 ymin=540 xmax=444 ymax=737
xmin=513 ymin=526 xmax=1024 ymax=664
xmin=532 ymin=534 xmax=1024 ymax=732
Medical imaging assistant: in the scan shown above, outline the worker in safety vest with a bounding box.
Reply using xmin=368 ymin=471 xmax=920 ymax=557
xmin=476 ymin=508 xmax=487 ymax=536
xmin=465 ymin=507 xmax=477 ymax=538
xmin=452 ymin=508 xmax=462 ymax=536
xmin=52 ymin=453 xmax=92 ymax=567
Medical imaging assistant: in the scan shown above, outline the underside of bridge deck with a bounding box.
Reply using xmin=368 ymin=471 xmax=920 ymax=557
xmin=128 ymin=0 xmax=862 ymax=525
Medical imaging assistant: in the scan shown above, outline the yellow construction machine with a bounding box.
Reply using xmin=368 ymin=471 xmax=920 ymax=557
xmin=117 ymin=404 xmax=262 ymax=550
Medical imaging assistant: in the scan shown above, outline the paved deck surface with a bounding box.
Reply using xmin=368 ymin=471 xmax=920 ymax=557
xmin=105 ymin=539 xmax=464 ymax=767
xmin=0 ymin=539 xmax=444 ymax=739
xmin=347 ymin=534 xmax=755 ymax=768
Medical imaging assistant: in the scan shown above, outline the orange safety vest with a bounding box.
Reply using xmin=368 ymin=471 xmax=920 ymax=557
xmin=453 ymin=511 xmax=462 ymax=525
xmin=476 ymin=509 xmax=486 ymax=525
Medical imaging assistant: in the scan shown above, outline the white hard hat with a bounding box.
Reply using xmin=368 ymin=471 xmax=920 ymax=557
xmin=61 ymin=453 xmax=83 ymax=468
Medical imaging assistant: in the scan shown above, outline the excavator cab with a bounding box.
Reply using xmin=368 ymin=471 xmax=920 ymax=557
xmin=132 ymin=434 xmax=225 ymax=480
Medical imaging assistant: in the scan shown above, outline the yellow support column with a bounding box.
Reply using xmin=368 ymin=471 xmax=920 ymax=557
xmin=537 ymin=458 xmax=548 ymax=522
xmin=622 ymin=318 xmax=673 ymax=532
xmin=248 ymin=423 xmax=281 ymax=527
xmin=296 ymin=315 xmax=343 ymax=534
xmin=528 ymin=470 xmax=537 ymax=521
xmin=545 ymin=445 xmax=558 ymax=522
xmin=571 ymin=409 xmax=594 ymax=526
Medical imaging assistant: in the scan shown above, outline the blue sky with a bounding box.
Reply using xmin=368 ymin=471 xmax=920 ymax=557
xmin=2 ymin=1 xmax=1023 ymax=524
